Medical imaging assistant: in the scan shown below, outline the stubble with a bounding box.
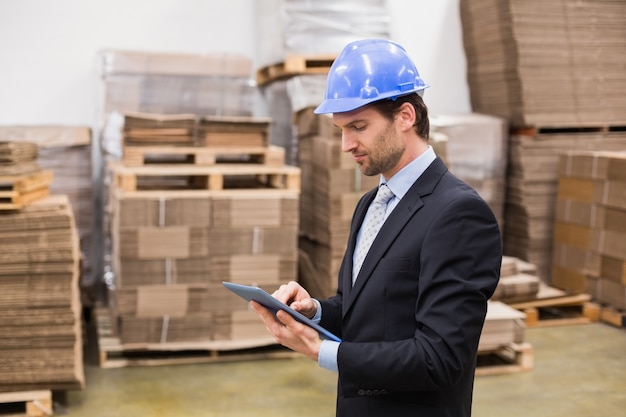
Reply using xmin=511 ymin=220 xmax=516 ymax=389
xmin=358 ymin=122 xmax=405 ymax=177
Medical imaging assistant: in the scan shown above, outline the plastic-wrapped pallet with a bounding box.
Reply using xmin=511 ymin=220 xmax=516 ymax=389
xmin=255 ymin=0 xmax=391 ymax=68
xmin=431 ymin=113 xmax=508 ymax=229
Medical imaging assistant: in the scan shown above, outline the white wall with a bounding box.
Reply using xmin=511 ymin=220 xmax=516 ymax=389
xmin=0 ymin=0 xmax=470 ymax=127
xmin=0 ymin=0 xmax=257 ymax=125
xmin=388 ymin=0 xmax=471 ymax=115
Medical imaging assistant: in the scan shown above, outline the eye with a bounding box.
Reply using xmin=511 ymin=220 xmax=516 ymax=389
xmin=353 ymin=124 xmax=366 ymax=132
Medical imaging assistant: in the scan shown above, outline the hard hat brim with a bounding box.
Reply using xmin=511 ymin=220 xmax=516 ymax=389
xmin=313 ymin=87 xmax=429 ymax=115
xmin=313 ymin=97 xmax=371 ymax=114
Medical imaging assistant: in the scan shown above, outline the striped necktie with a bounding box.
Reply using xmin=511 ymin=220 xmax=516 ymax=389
xmin=353 ymin=184 xmax=395 ymax=284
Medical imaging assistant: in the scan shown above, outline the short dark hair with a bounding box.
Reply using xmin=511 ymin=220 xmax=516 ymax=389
xmin=369 ymin=93 xmax=430 ymax=140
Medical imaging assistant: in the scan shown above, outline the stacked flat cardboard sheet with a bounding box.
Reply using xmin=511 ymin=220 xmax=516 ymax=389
xmin=0 ymin=195 xmax=84 ymax=391
xmin=295 ymin=108 xmax=379 ymax=297
xmin=199 ymin=116 xmax=272 ymax=148
xmin=460 ymin=0 xmax=626 ymax=128
xmin=552 ymin=150 xmax=626 ymax=309
xmin=492 ymin=256 xmax=541 ymax=303
xmin=121 ymin=113 xmax=273 ymax=150
xmin=0 ymin=141 xmax=38 ymax=161
xmin=503 ymin=131 xmax=626 ymax=282
xmin=0 ymin=141 xmax=40 ymax=181
xmin=122 ymin=112 xmax=197 ymax=146
xmin=479 ymin=301 xmax=526 ymax=352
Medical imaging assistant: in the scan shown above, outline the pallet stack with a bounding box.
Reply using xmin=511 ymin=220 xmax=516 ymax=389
xmin=0 ymin=141 xmax=84 ymax=391
xmin=460 ymin=0 xmax=626 ymax=283
xmin=102 ymin=112 xmax=301 ymax=357
xmin=460 ymin=0 xmax=626 ymax=128
xmin=97 ymin=51 xmax=259 ymax=310
xmin=0 ymin=195 xmax=84 ymax=392
xmin=553 ymin=150 xmax=626 ymax=320
xmin=504 ymin=132 xmax=626 ymax=283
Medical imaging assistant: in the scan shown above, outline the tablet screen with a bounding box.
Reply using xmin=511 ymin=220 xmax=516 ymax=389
xmin=222 ymin=281 xmax=342 ymax=342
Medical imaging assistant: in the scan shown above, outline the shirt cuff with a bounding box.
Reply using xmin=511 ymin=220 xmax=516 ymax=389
xmin=318 ymin=340 xmax=339 ymax=373
xmin=311 ymin=298 xmax=322 ymax=322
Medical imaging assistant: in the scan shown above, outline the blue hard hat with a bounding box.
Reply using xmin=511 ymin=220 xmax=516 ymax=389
xmin=314 ymin=39 xmax=429 ymax=114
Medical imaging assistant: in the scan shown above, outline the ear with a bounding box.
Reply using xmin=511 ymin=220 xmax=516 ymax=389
xmin=396 ymin=102 xmax=416 ymax=132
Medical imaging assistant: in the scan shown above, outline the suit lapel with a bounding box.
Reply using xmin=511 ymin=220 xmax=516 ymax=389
xmin=343 ymin=158 xmax=448 ymax=316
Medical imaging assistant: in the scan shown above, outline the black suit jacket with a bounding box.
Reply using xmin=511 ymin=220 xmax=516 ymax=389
xmin=319 ymin=157 xmax=502 ymax=417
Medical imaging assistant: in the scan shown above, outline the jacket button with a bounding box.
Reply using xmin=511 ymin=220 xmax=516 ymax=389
xmin=358 ymin=389 xmax=365 ymax=396
xmin=365 ymin=390 xmax=373 ymax=396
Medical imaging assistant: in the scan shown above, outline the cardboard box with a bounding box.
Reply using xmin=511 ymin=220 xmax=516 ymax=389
xmin=210 ymin=254 xmax=296 ymax=286
xmin=590 ymin=229 xmax=626 ymax=261
xmin=553 ymin=222 xmax=591 ymax=250
xmin=551 ymin=264 xmax=589 ymax=294
xmin=600 ymin=256 xmax=626 ymax=285
xmin=594 ymin=180 xmax=626 ymax=210
xmin=595 ymin=278 xmax=626 ymax=310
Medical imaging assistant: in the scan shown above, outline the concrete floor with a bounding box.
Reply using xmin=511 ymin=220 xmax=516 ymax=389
xmin=58 ymin=322 xmax=626 ymax=417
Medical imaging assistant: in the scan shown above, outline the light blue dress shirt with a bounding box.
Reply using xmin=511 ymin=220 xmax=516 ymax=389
xmin=314 ymin=146 xmax=437 ymax=372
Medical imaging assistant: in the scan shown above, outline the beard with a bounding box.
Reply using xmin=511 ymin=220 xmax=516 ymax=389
xmin=358 ymin=122 xmax=405 ymax=177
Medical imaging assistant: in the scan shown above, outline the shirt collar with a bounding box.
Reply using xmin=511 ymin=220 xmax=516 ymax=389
xmin=380 ymin=145 xmax=437 ymax=200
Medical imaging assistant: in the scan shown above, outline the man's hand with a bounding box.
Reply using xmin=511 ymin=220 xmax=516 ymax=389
xmin=250 ymin=300 xmax=322 ymax=362
xmin=271 ymin=281 xmax=317 ymax=319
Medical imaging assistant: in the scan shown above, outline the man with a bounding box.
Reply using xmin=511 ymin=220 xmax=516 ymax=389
xmin=251 ymin=38 xmax=502 ymax=417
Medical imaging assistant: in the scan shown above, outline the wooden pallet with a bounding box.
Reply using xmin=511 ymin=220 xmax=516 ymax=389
xmin=511 ymin=124 xmax=626 ymax=136
xmin=108 ymin=161 xmax=301 ymax=192
xmin=0 ymin=170 xmax=53 ymax=210
xmin=476 ymin=342 xmax=534 ymax=376
xmin=122 ymin=145 xmax=285 ymax=167
xmin=507 ymin=285 xmax=599 ymax=327
xmin=256 ymin=54 xmax=336 ymax=86
xmin=94 ymin=308 xmax=297 ymax=369
xmin=0 ymin=391 xmax=53 ymax=417
xmin=599 ymin=305 xmax=626 ymax=329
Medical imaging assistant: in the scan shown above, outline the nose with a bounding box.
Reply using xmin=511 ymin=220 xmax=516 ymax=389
xmin=341 ymin=130 xmax=357 ymax=153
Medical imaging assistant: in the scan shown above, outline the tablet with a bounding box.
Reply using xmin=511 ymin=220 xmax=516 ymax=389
xmin=222 ymin=281 xmax=342 ymax=342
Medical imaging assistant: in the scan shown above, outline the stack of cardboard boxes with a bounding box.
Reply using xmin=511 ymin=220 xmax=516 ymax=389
xmin=0 ymin=140 xmax=84 ymax=391
xmin=460 ymin=0 xmax=626 ymax=283
xmin=553 ymin=150 xmax=626 ymax=311
xmin=106 ymin=113 xmax=301 ymax=348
